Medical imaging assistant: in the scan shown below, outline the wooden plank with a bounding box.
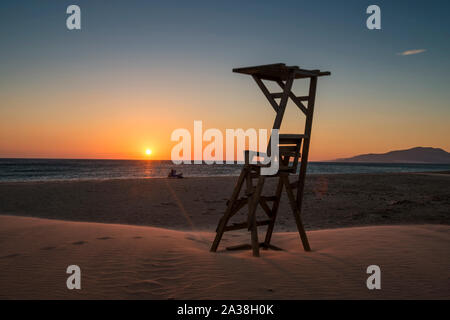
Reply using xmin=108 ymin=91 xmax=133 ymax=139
xmin=293 ymin=69 xmax=331 ymax=79
xmin=233 ymin=63 xmax=286 ymax=74
xmin=270 ymin=92 xmax=284 ymax=99
xmin=296 ymin=77 xmax=317 ymax=203
xmin=282 ymin=175 xmax=311 ymax=251
xmin=279 ymin=146 xmax=298 ymax=153
xmin=210 ymin=167 xmax=247 ymax=251
xmin=263 ymin=177 xmax=284 ymax=247
xmin=233 ymin=63 xmax=330 ymax=80
xmin=280 ymin=134 xmax=305 ymax=139
xmin=253 ymin=76 xmax=279 ymax=113
xmin=290 ymin=95 xmax=308 ymax=115
xmin=258 ymin=198 xmax=273 ymax=217
xmin=248 ymin=176 xmax=265 ymax=257
xmin=250 ymin=214 xmax=260 ymax=257
xmin=247 ymin=176 xmax=265 ymax=227
xmin=273 ymin=93 xmax=309 ymax=101
xmin=276 ymin=80 xmax=308 ymax=115
xmin=289 ymin=181 xmax=298 ymax=189
xmin=230 ymin=198 xmax=248 ymax=215
xmin=224 ymin=219 xmax=272 ymax=232
xmin=217 ymin=198 xmax=247 ymax=232
xmin=271 ymin=74 xmax=294 ymax=131
xmin=279 ymin=134 xmax=306 ymax=144
xmin=261 ymin=195 xmax=277 ymax=202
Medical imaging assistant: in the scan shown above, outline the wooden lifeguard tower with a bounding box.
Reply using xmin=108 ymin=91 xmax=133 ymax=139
xmin=210 ymin=63 xmax=330 ymax=256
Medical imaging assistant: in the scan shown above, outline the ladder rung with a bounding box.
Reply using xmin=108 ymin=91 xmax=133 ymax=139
xmin=261 ymin=196 xmax=277 ymax=202
xmin=224 ymin=219 xmax=272 ymax=232
xmin=226 ymin=197 xmax=248 ymax=206
xmin=270 ymin=92 xmax=284 ymax=99
xmin=245 ymin=187 xmax=256 ymax=195
xmin=269 ymin=93 xmax=309 ymax=102
xmin=249 ymin=172 xmax=260 ymax=179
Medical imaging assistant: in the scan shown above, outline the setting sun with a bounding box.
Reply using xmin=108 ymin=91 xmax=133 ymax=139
xmin=145 ymin=149 xmax=152 ymax=156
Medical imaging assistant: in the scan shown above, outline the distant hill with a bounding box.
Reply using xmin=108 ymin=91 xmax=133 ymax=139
xmin=334 ymin=147 xmax=450 ymax=164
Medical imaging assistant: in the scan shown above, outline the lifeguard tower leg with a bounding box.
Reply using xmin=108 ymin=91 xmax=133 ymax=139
xmin=210 ymin=168 xmax=247 ymax=252
xmin=247 ymin=176 xmax=265 ymax=257
xmin=263 ymin=178 xmax=283 ymax=248
xmin=283 ymin=175 xmax=311 ymax=251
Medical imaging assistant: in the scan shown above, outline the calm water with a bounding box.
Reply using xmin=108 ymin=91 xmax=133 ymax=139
xmin=0 ymin=159 xmax=449 ymax=182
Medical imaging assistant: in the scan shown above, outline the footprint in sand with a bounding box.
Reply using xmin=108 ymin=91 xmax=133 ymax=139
xmin=0 ymin=253 xmax=20 ymax=259
xmin=185 ymin=235 xmax=209 ymax=245
xmin=97 ymin=237 xmax=113 ymax=240
xmin=133 ymin=236 xmax=143 ymax=239
xmin=72 ymin=241 xmax=87 ymax=245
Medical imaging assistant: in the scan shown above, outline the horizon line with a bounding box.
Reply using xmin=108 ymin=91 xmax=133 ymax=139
xmin=0 ymin=157 xmax=337 ymax=163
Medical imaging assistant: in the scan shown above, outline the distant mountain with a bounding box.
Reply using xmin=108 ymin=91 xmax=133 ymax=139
xmin=334 ymin=147 xmax=450 ymax=164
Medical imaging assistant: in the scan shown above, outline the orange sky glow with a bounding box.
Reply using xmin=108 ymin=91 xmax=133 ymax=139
xmin=1 ymin=78 xmax=448 ymax=161
xmin=1 ymin=66 xmax=449 ymax=161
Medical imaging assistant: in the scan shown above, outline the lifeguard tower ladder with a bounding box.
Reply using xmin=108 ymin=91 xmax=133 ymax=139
xmin=210 ymin=63 xmax=330 ymax=256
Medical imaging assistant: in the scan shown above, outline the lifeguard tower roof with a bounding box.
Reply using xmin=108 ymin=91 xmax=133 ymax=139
xmin=233 ymin=63 xmax=330 ymax=81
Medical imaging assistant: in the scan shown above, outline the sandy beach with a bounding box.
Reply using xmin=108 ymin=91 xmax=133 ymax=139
xmin=0 ymin=215 xmax=448 ymax=299
xmin=0 ymin=173 xmax=449 ymax=299
xmin=0 ymin=173 xmax=449 ymax=230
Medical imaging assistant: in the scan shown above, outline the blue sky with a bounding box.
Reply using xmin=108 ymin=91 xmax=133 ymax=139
xmin=0 ymin=0 xmax=449 ymax=159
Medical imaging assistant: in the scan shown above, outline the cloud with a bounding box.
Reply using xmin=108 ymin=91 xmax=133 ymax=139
xmin=398 ymin=49 xmax=427 ymax=56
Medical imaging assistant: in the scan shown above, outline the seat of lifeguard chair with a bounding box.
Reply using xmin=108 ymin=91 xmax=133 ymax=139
xmin=244 ymin=133 xmax=304 ymax=175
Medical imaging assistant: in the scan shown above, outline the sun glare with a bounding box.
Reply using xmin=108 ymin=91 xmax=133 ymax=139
xmin=145 ymin=149 xmax=152 ymax=156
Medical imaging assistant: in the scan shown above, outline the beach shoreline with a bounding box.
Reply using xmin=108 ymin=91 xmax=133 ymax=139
xmin=0 ymin=172 xmax=448 ymax=231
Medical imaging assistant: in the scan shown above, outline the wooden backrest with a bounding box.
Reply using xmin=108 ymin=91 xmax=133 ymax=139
xmin=277 ymin=134 xmax=303 ymax=173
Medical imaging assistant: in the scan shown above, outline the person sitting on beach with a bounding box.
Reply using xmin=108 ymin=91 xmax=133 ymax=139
xmin=168 ymin=169 xmax=183 ymax=178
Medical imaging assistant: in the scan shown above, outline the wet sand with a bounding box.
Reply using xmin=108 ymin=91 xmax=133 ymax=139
xmin=0 ymin=173 xmax=448 ymax=231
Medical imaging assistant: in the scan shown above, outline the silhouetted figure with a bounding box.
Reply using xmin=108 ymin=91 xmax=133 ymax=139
xmin=168 ymin=169 xmax=183 ymax=179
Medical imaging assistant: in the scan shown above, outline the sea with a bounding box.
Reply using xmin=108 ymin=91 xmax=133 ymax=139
xmin=0 ymin=159 xmax=449 ymax=182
